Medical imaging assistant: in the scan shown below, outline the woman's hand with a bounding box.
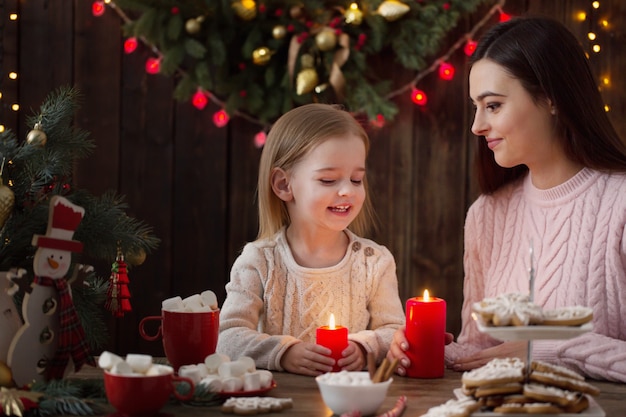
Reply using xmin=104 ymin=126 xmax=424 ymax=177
xmin=387 ymin=326 xmax=455 ymax=376
xmin=451 ymin=341 xmax=528 ymax=372
xmin=280 ymin=342 xmax=335 ymax=376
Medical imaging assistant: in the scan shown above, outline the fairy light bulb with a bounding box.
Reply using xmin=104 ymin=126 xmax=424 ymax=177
xmin=592 ymin=1 xmax=600 ymax=9
xmin=213 ymin=109 xmax=230 ymax=127
xmin=592 ymin=44 xmax=601 ymax=53
xmin=499 ymin=10 xmax=511 ymax=22
xmin=9 ymin=13 xmax=17 ymax=20
xmin=411 ymin=88 xmax=428 ymax=106
xmin=254 ymin=131 xmax=267 ymax=148
xmin=575 ymin=11 xmax=587 ymax=21
xmin=124 ymin=37 xmax=138 ymax=54
xmin=145 ymin=57 xmax=161 ymax=74
xmin=438 ymin=62 xmax=455 ymax=81
xmin=192 ymin=90 xmax=208 ymax=110
xmin=92 ymin=1 xmax=106 ymax=16
xmin=588 ymin=32 xmax=596 ymax=41
xmin=464 ymin=40 xmax=477 ymax=56
xmin=8 ymin=72 xmax=17 ymax=80
xmin=600 ymin=19 xmax=609 ymax=28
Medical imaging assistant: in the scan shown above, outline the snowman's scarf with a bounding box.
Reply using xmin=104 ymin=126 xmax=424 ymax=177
xmin=34 ymin=276 xmax=95 ymax=379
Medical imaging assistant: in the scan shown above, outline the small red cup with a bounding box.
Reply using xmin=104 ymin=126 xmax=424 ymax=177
xmin=139 ymin=309 xmax=219 ymax=371
xmin=104 ymin=371 xmax=194 ymax=416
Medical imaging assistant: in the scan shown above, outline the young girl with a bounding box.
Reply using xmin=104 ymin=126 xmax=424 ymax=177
xmin=389 ymin=17 xmax=626 ymax=382
xmin=217 ymin=103 xmax=405 ymax=376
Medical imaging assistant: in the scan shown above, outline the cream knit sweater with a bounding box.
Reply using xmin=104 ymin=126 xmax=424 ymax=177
xmin=217 ymin=228 xmax=405 ymax=371
xmin=445 ymin=168 xmax=626 ymax=382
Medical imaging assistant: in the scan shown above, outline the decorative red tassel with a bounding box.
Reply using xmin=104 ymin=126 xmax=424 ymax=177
xmin=105 ymin=249 xmax=132 ymax=317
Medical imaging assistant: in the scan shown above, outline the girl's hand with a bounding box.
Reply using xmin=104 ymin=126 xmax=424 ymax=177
xmin=337 ymin=341 xmax=366 ymax=371
xmin=451 ymin=341 xmax=528 ymax=372
xmin=280 ymin=342 xmax=335 ymax=376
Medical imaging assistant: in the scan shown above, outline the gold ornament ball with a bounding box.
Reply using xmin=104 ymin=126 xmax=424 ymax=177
xmin=126 ymin=248 xmax=147 ymax=266
xmin=232 ymin=0 xmax=257 ymax=21
xmin=315 ymin=29 xmax=337 ymax=52
xmin=272 ymin=25 xmax=287 ymax=40
xmin=0 ymin=360 xmax=14 ymax=387
xmin=252 ymin=47 xmax=272 ymax=65
xmin=377 ymin=0 xmax=411 ymax=22
xmin=185 ymin=18 xmax=202 ymax=34
xmin=344 ymin=4 xmax=363 ymax=25
xmin=26 ymin=123 xmax=47 ymax=147
xmin=0 ymin=180 xmax=15 ymax=229
xmin=296 ymin=68 xmax=319 ymax=95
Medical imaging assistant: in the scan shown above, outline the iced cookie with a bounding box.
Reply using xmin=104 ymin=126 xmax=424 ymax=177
xmin=472 ymin=293 xmax=543 ymax=327
xmin=461 ymin=357 xmax=525 ymax=388
xmin=419 ymin=397 xmax=480 ymax=417
xmin=541 ymin=306 xmax=593 ymax=326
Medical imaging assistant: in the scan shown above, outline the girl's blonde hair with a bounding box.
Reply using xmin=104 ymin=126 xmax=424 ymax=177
xmin=257 ymin=103 xmax=374 ymax=240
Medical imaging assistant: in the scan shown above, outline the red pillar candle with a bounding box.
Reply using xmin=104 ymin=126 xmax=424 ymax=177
xmin=405 ymin=290 xmax=446 ymax=378
xmin=316 ymin=313 xmax=348 ymax=372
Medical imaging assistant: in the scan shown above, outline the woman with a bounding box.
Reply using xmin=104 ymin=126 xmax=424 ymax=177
xmin=389 ymin=17 xmax=626 ymax=382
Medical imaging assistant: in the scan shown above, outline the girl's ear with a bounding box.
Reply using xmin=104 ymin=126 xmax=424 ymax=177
xmin=271 ymin=168 xmax=293 ymax=202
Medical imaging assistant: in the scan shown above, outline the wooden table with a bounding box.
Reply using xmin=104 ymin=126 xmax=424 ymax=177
xmin=74 ymin=368 xmax=625 ymax=416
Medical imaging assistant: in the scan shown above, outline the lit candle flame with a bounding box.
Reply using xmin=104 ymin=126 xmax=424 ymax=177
xmin=329 ymin=313 xmax=336 ymax=330
xmin=423 ymin=289 xmax=430 ymax=301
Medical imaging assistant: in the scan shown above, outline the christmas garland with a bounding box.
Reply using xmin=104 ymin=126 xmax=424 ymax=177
xmin=105 ymin=0 xmax=505 ymax=128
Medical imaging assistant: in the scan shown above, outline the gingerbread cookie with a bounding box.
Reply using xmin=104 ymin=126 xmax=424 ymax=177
xmin=221 ymin=397 xmax=293 ymax=415
xmin=530 ymin=360 xmax=584 ymax=381
xmin=529 ymin=370 xmax=600 ymax=396
xmin=472 ymin=293 xmax=544 ymax=327
xmin=523 ymin=383 xmax=581 ymax=407
xmin=419 ymin=397 xmax=480 ymax=417
xmin=461 ymin=357 xmax=525 ymax=388
xmin=541 ymin=306 xmax=593 ymax=326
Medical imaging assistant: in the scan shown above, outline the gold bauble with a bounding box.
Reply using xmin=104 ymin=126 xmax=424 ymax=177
xmin=0 ymin=361 xmax=14 ymax=387
xmin=232 ymin=0 xmax=257 ymax=21
xmin=252 ymin=47 xmax=272 ymax=65
xmin=126 ymin=247 xmax=147 ymax=266
xmin=272 ymin=25 xmax=287 ymax=40
xmin=344 ymin=3 xmax=363 ymax=25
xmin=0 ymin=179 xmax=14 ymax=229
xmin=377 ymin=0 xmax=410 ymax=21
xmin=315 ymin=28 xmax=337 ymax=52
xmin=26 ymin=122 xmax=47 ymax=147
xmin=296 ymin=68 xmax=319 ymax=95
xmin=185 ymin=17 xmax=204 ymax=34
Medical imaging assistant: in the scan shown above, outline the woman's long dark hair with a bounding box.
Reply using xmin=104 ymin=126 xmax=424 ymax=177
xmin=470 ymin=16 xmax=626 ymax=194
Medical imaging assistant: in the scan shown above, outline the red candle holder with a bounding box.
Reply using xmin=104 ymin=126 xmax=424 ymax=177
xmin=405 ymin=293 xmax=446 ymax=378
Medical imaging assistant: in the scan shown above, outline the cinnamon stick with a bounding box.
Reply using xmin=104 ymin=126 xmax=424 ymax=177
xmin=372 ymin=358 xmax=390 ymax=383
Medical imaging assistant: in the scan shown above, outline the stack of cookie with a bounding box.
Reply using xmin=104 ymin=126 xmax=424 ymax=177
xmin=459 ymin=358 xmax=600 ymax=414
xmin=472 ymin=293 xmax=594 ymax=327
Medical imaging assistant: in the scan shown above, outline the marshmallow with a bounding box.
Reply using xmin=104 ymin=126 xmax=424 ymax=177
xmin=222 ymin=376 xmax=244 ymax=392
xmin=243 ymin=371 xmax=261 ymax=391
xmin=257 ymin=370 xmax=273 ymax=389
xmin=200 ymin=290 xmax=218 ymax=310
xmin=205 ymin=353 xmax=230 ymax=374
xmin=98 ymin=351 xmax=124 ymax=370
xmin=125 ymin=353 xmax=153 ymax=374
xmin=218 ymin=361 xmax=247 ymax=378
xmin=162 ymin=296 xmax=184 ymax=311
xmin=182 ymin=294 xmax=204 ymax=311
xmin=178 ymin=364 xmax=205 ymax=384
xmin=237 ymin=356 xmax=256 ymax=373
xmin=146 ymin=364 xmax=174 ymax=376
xmin=109 ymin=360 xmax=134 ymax=375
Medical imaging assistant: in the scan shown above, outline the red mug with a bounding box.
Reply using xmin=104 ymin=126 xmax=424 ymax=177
xmin=104 ymin=371 xmax=194 ymax=416
xmin=139 ymin=309 xmax=219 ymax=371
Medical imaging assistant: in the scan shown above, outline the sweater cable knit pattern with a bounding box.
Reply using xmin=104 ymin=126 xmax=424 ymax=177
xmin=217 ymin=228 xmax=405 ymax=371
xmin=445 ymin=168 xmax=626 ymax=382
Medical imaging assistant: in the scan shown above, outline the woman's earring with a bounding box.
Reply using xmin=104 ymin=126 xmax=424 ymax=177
xmin=550 ymin=106 xmax=557 ymax=115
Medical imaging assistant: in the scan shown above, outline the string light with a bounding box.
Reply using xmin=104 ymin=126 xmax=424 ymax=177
xmin=145 ymin=57 xmax=161 ymax=74
xmin=213 ymin=109 xmax=230 ymax=127
xmin=92 ymin=1 xmax=106 ymax=16
xmin=438 ymin=62 xmax=455 ymax=80
xmin=123 ymin=37 xmax=138 ymax=54
xmin=254 ymin=131 xmax=267 ymax=148
xmin=411 ymin=88 xmax=428 ymax=106
xmin=191 ymin=90 xmax=208 ymax=110
xmin=463 ymin=40 xmax=477 ymax=56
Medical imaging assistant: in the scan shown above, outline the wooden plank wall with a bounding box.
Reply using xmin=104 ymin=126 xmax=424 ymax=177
xmin=1 ymin=0 xmax=624 ymax=356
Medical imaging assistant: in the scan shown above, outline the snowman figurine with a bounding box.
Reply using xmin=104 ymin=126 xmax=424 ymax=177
xmin=8 ymin=196 xmax=94 ymax=385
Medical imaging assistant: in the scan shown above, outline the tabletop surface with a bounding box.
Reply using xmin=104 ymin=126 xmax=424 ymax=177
xmin=74 ymin=367 xmax=625 ymax=416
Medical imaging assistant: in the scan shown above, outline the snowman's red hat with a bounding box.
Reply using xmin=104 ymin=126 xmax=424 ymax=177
xmin=32 ymin=196 xmax=84 ymax=253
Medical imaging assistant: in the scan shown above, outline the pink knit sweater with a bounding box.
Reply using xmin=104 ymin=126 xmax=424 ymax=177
xmin=445 ymin=168 xmax=626 ymax=382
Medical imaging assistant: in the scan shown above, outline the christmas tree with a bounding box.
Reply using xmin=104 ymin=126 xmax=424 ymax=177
xmin=0 ymin=86 xmax=160 ymax=351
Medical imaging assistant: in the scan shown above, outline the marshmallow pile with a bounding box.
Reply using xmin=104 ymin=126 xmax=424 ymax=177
xmin=162 ymin=290 xmax=219 ymax=312
xmin=98 ymin=351 xmax=174 ymax=376
xmin=178 ymin=353 xmax=273 ymax=393
xmin=317 ymin=371 xmax=374 ymax=386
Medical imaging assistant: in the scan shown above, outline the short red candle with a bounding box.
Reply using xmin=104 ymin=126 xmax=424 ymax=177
xmin=405 ymin=291 xmax=446 ymax=378
xmin=316 ymin=314 xmax=348 ymax=372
